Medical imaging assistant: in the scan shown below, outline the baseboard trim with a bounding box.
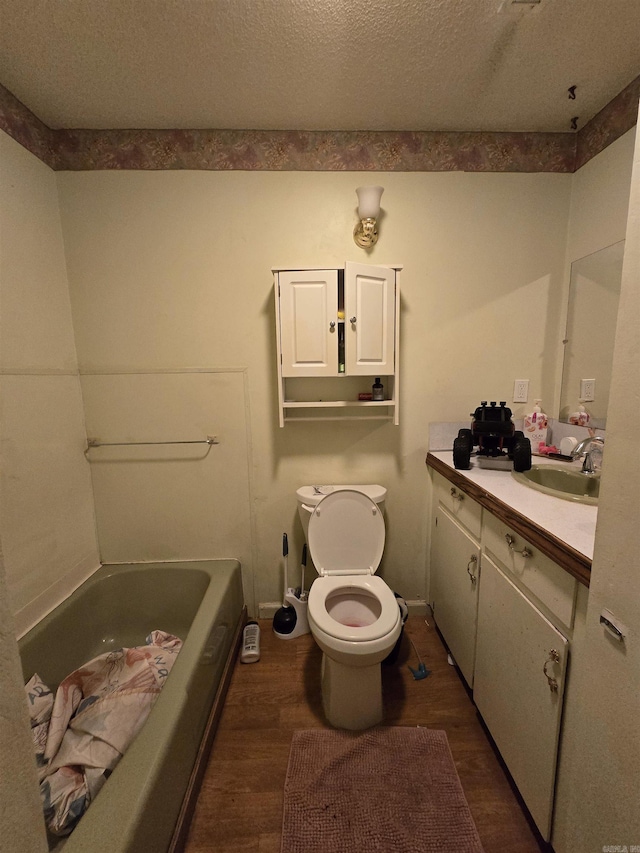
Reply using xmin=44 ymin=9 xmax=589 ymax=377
xmin=258 ymin=601 xmax=283 ymax=619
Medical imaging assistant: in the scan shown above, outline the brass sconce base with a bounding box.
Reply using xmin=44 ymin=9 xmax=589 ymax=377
xmin=353 ymin=217 xmax=379 ymax=249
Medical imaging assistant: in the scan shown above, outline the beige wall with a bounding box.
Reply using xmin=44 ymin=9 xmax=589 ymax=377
xmin=552 ymin=120 xmax=640 ymax=851
xmin=79 ymin=369 xmax=255 ymax=609
xmin=566 ymin=128 xmax=636 ymax=264
xmin=559 ymin=243 xmax=624 ymax=424
xmin=0 ymin=132 xmax=99 ymax=634
xmin=57 ymin=169 xmax=572 ymax=606
xmin=0 ymin=130 xmax=96 ymax=851
xmin=553 ymin=127 xmax=636 ymax=422
xmin=1 ymin=125 xmax=636 ymax=850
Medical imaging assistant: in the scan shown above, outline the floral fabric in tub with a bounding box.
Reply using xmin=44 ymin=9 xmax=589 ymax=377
xmin=25 ymin=630 xmax=182 ymax=836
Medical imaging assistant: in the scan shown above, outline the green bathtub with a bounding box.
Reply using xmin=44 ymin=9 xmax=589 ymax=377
xmin=19 ymin=559 xmax=245 ymax=852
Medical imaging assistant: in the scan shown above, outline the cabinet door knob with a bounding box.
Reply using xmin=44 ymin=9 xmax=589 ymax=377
xmin=505 ymin=533 xmax=532 ymax=558
xmin=543 ymin=649 xmax=560 ymax=693
xmin=329 ymin=321 xmax=336 ymax=330
xmin=450 ymin=487 xmax=464 ymax=502
xmin=350 ymin=316 xmax=357 ymax=324
xmin=467 ymin=555 xmax=478 ymax=585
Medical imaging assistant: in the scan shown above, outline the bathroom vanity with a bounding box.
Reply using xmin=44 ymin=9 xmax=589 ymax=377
xmin=273 ymin=263 xmax=401 ymax=426
xmin=426 ymin=450 xmax=595 ymax=842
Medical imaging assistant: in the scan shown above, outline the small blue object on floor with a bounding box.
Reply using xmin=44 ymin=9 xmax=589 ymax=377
xmin=409 ymin=662 xmax=431 ymax=680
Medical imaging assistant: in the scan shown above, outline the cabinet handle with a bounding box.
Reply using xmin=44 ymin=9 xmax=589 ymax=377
xmin=350 ymin=316 xmax=357 ymax=324
xmin=450 ymin=487 xmax=464 ymax=502
xmin=505 ymin=533 xmax=532 ymax=558
xmin=543 ymin=649 xmax=560 ymax=693
xmin=329 ymin=321 xmax=336 ymax=330
xmin=467 ymin=554 xmax=478 ymax=585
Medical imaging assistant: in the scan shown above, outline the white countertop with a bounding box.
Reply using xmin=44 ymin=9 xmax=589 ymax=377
xmin=429 ymin=451 xmax=598 ymax=561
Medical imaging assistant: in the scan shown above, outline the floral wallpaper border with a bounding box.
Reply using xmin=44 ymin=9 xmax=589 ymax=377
xmin=575 ymin=75 xmax=640 ymax=170
xmin=1 ymin=76 xmax=638 ymax=173
xmin=0 ymin=84 xmax=58 ymax=167
xmin=51 ymin=127 xmax=578 ymax=172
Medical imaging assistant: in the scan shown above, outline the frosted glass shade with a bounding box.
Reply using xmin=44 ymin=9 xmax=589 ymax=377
xmin=356 ymin=186 xmax=384 ymax=219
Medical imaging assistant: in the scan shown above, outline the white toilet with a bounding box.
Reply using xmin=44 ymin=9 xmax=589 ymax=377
xmin=297 ymin=485 xmax=402 ymax=730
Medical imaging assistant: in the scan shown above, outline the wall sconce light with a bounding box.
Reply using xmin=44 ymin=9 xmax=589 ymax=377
xmin=353 ymin=186 xmax=384 ymax=249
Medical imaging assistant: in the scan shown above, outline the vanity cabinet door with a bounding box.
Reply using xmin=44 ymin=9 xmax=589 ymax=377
xmin=278 ymin=270 xmax=338 ymax=377
xmin=431 ymin=506 xmax=481 ymax=688
xmin=474 ymin=554 xmax=568 ymax=841
xmin=344 ymin=262 xmax=396 ymax=376
xmin=433 ymin=471 xmax=482 ymax=540
xmin=483 ymin=512 xmax=576 ymax=629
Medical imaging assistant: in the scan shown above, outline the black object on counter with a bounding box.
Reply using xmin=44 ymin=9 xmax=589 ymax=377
xmin=453 ymin=401 xmax=532 ymax=473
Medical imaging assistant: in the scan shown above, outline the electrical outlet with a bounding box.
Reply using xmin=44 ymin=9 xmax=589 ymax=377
xmin=513 ymin=379 xmax=529 ymax=403
xmin=580 ymin=379 xmax=596 ymax=401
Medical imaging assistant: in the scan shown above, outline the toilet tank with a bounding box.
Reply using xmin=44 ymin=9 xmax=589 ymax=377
xmin=296 ymin=485 xmax=387 ymax=541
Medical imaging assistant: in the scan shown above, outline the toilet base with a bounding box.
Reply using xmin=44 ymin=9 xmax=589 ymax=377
xmin=321 ymin=653 xmax=383 ymax=730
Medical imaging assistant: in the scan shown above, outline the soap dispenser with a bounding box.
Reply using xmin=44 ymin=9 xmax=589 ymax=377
xmin=569 ymin=401 xmax=591 ymax=427
xmin=524 ymin=399 xmax=548 ymax=452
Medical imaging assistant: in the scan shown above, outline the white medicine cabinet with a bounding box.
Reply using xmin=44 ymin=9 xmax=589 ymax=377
xmin=273 ymin=262 xmax=401 ymax=426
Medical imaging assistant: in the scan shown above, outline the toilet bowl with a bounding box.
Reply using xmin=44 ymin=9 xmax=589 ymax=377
xmin=301 ymin=487 xmax=402 ymax=730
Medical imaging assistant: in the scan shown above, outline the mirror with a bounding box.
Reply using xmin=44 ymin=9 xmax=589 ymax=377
xmin=559 ymin=240 xmax=624 ymax=429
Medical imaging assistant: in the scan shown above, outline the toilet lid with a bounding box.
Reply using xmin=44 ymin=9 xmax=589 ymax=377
xmin=308 ymin=490 xmax=385 ymax=576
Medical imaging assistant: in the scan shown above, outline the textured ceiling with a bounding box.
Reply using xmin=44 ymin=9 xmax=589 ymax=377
xmin=0 ymin=0 xmax=639 ymax=133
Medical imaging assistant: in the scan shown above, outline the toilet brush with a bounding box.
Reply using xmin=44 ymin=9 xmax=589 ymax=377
xmin=282 ymin=532 xmax=289 ymax=604
xmin=273 ymin=534 xmax=310 ymax=640
xmin=300 ymin=544 xmax=307 ymax=601
xmin=273 ymin=533 xmax=297 ymax=636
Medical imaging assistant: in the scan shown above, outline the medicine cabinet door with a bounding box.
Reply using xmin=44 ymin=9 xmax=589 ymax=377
xmin=344 ymin=262 xmax=396 ymax=377
xmin=279 ymin=270 xmax=338 ymax=377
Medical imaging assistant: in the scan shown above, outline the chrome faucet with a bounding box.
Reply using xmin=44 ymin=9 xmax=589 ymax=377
xmin=571 ymin=435 xmax=605 ymax=474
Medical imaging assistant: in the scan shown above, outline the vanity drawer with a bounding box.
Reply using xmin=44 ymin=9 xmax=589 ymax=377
xmin=482 ymin=512 xmax=577 ymax=629
xmin=433 ymin=472 xmax=482 ymax=540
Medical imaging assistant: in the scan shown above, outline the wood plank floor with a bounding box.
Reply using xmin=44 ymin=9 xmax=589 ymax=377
xmin=184 ymin=615 xmax=548 ymax=853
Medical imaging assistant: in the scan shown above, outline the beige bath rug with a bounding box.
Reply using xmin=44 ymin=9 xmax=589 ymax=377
xmin=281 ymin=726 xmax=484 ymax=853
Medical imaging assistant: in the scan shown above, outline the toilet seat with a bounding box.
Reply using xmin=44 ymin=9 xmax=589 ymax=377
xmin=308 ymin=574 xmax=400 ymax=643
xmin=307 ymin=491 xmax=399 ymax=644
xmin=308 ymin=490 xmax=385 ymax=576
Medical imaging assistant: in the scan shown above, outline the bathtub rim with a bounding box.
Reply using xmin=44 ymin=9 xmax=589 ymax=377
xmin=19 ymin=560 xmax=217 ymax=689
xmin=16 ymin=556 xmax=244 ymax=641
